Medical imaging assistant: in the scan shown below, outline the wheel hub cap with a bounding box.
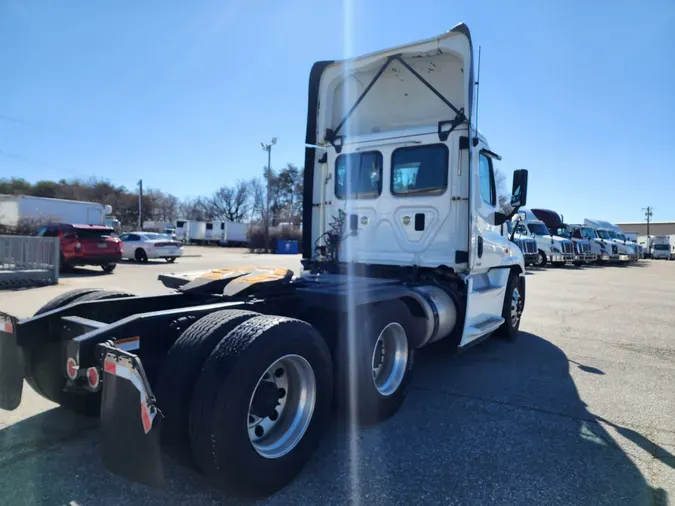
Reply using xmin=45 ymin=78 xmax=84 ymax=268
xmin=510 ymin=287 xmax=522 ymax=327
xmin=247 ymin=354 xmax=316 ymax=459
xmin=371 ymin=322 xmax=409 ymax=397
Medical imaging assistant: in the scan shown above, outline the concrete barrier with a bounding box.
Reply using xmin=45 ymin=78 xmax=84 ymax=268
xmin=0 ymin=235 xmax=60 ymax=288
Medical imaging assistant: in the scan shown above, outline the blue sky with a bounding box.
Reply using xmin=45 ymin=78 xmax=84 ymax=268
xmin=1 ymin=0 xmax=674 ymax=224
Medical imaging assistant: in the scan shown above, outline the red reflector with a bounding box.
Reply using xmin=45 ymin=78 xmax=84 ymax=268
xmin=104 ymin=360 xmax=116 ymax=375
xmin=87 ymin=367 xmax=100 ymax=388
xmin=140 ymin=402 xmax=152 ymax=434
xmin=66 ymin=357 xmax=78 ymax=380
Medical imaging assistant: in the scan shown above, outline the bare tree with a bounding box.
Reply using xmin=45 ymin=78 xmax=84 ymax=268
xmin=210 ymin=180 xmax=250 ymax=222
xmin=248 ymin=177 xmax=266 ymax=224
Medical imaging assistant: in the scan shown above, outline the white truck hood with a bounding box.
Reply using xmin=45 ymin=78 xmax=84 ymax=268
xmin=315 ymin=24 xmax=473 ymax=142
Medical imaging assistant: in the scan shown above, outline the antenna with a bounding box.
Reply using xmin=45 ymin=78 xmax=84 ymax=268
xmin=474 ymin=46 xmax=482 ymax=135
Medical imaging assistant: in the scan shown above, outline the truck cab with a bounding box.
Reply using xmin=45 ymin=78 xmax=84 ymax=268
xmin=567 ymin=224 xmax=613 ymax=263
xmin=531 ymin=209 xmax=596 ymax=266
xmin=511 ymin=209 xmax=574 ymax=267
xmin=652 ymin=235 xmax=674 ymax=260
xmin=584 ymin=219 xmax=636 ymax=263
xmin=504 ymin=220 xmax=538 ymax=266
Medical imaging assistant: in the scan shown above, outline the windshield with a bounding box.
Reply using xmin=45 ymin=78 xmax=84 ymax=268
xmin=554 ymin=226 xmax=571 ymax=238
xmin=607 ymin=230 xmax=619 ymax=239
xmin=596 ymin=230 xmax=611 ymax=239
xmin=144 ymin=233 xmax=171 ymax=240
xmin=654 ymin=244 xmax=670 ymax=250
xmin=527 ymin=223 xmax=550 ymax=236
xmin=580 ymin=227 xmax=597 ymax=240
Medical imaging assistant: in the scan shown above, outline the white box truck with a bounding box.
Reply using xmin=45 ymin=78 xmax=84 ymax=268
xmin=652 ymin=235 xmax=674 ymax=260
xmin=0 ymin=195 xmax=111 ymax=229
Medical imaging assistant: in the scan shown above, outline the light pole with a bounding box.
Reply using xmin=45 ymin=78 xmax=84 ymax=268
xmin=261 ymin=137 xmax=277 ymax=252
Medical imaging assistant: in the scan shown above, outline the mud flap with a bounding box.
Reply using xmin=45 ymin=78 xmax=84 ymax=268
xmin=0 ymin=313 xmax=24 ymax=410
xmin=98 ymin=343 xmax=165 ymax=488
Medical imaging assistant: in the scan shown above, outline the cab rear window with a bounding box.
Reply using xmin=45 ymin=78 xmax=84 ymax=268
xmin=335 ymin=151 xmax=382 ymax=199
xmin=391 ymin=144 xmax=448 ymax=197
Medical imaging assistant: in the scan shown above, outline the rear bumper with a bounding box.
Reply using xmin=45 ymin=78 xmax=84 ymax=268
xmin=65 ymin=254 xmax=121 ymax=266
xmin=148 ymin=248 xmax=184 ymax=259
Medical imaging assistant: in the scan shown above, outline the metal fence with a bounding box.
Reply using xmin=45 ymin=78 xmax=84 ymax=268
xmin=0 ymin=235 xmax=60 ymax=288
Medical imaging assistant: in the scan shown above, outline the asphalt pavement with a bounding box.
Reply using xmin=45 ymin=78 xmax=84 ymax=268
xmin=0 ymin=250 xmax=673 ymax=505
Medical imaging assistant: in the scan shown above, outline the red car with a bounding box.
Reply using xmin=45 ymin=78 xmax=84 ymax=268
xmin=37 ymin=223 xmax=122 ymax=273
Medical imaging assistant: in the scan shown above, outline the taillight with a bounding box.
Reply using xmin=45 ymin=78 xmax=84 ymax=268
xmin=117 ymin=240 xmax=123 ymax=253
xmin=87 ymin=367 xmax=100 ymax=389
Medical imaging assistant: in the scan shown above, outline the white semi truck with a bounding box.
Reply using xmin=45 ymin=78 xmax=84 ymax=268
xmin=205 ymin=221 xmax=249 ymax=245
xmin=567 ymin=224 xmax=616 ymax=263
xmin=530 ymin=209 xmax=597 ymax=266
xmin=0 ymin=24 xmax=530 ymax=497
xmin=584 ymin=219 xmax=636 ymax=263
xmin=652 ymin=235 xmax=675 ymax=260
xmin=512 ymin=208 xmax=574 ymax=267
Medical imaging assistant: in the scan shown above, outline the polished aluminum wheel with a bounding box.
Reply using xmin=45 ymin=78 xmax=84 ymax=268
xmin=371 ymin=322 xmax=409 ymax=397
xmin=247 ymin=354 xmax=316 ymax=459
xmin=510 ymin=286 xmax=522 ymax=328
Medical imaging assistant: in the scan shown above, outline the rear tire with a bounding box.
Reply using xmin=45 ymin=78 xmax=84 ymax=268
xmin=155 ymin=309 xmax=259 ymax=457
xmin=496 ymin=272 xmax=524 ymax=341
xmin=102 ymin=263 xmax=116 ymax=273
xmin=189 ymin=315 xmax=332 ymax=496
xmin=334 ymin=299 xmax=416 ymax=426
xmin=166 ymin=257 xmax=176 ymax=263
xmin=135 ymin=248 xmax=148 ymax=263
xmin=25 ymin=289 xmax=134 ymax=416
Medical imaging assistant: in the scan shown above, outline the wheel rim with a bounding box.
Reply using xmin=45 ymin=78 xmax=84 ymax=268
xmin=247 ymin=354 xmax=316 ymax=459
xmin=510 ymin=286 xmax=522 ymax=328
xmin=537 ymin=252 xmax=545 ymax=266
xmin=371 ymin=322 xmax=409 ymax=397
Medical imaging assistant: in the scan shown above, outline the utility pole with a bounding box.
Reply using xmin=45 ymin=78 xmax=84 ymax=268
xmin=138 ymin=179 xmax=143 ymax=230
xmin=642 ymin=206 xmax=653 ymax=237
xmin=261 ymin=138 xmax=277 ymax=252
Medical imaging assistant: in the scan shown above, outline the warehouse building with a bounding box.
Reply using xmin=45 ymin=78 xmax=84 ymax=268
xmin=616 ymin=221 xmax=675 ymax=236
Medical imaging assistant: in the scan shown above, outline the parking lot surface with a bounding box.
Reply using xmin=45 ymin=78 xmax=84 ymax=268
xmin=0 ymin=251 xmax=674 ymax=505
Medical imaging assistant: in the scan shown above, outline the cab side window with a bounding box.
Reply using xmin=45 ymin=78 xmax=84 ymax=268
xmin=479 ymin=153 xmax=496 ymax=206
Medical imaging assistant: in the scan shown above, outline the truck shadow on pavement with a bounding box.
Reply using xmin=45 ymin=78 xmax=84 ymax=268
xmin=0 ymin=332 xmax=668 ymax=505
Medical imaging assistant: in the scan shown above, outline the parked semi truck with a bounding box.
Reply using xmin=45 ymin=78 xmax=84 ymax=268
xmin=0 ymin=24 xmax=530 ymax=497
xmin=0 ymin=194 xmax=113 ymax=229
xmin=175 ymin=219 xmax=206 ymax=244
xmin=584 ymin=219 xmax=636 ymax=263
xmin=530 ymin=209 xmax=596 ymax=266
xmin=504 ymin=220 xmax=538 ymax=266
xmin=567 ymin=224 xmax=616 ymax=263
xmin=652 ymin=235 xmax=675 ymax=260
xmin=511 ymin=208 xmax=574 ymax=267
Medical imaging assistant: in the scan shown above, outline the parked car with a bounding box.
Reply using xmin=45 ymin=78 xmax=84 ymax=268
xmin=36 ymin=223 xmax=121 ymax=273
xmin=118 ymin=232 xmax=184 ymax=263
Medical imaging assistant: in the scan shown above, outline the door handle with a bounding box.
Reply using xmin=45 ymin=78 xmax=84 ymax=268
xmin=477 ymin=236 xmax=484 ymax=258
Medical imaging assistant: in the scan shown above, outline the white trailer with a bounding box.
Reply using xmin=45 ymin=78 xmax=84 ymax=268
xmin=0 ymin=195 xmax=111 ymax=228
xmin=205 ymin=221 xmax=249 ymax=245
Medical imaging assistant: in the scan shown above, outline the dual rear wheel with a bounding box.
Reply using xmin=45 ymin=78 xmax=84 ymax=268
xmin=157 ymin=298 xmax=421 ymax=495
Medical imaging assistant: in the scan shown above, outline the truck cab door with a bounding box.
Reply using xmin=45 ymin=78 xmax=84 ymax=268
xmin=462 ymin=143 xmax=512 ymax=346
xmin=471 ymin=147 xmax=505 ymax=272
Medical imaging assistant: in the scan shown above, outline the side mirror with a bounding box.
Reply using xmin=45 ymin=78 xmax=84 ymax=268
xmin=511 ymin=169 xmax=528 ymax=208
